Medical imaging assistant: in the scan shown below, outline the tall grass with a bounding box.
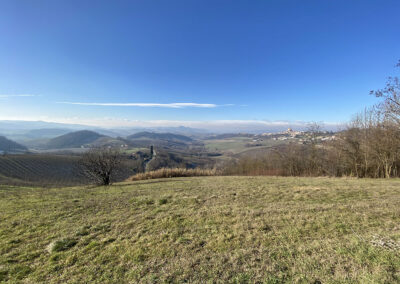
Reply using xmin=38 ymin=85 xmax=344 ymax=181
xmin=129 ymin=168 xmax=217 ymax=181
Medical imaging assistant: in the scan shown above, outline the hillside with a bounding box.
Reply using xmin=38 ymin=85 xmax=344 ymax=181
xmin=24 ymin=128 xmax=72 ymax=139
xmin=0 ymin=136 xmax=27 ymax=153
xmin=0 ymin=154 xmax=142 ymax=186
xmin=127 ymin=131 xmax=193 ymax=142
xmin=45 ymin=130 xmax=105 ymax=149
xmin=0 ymin=154 xmax=85 ymax=186
xmin=1 ymin=177 xmax=400 ymax=282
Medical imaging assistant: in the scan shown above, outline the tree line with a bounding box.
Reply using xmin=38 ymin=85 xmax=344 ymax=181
xmin=224 ymin=61 xmax=400 ymax=178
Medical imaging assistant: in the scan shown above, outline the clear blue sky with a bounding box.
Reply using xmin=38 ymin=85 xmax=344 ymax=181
xmin=0 ymin=0 xmax=399 ymax=128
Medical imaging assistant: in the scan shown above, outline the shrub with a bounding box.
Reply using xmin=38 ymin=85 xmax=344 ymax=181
xmin=128 ymin=168 xmax=217 ymax=181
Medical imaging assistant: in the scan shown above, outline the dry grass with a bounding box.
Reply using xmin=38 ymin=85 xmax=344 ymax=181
xmin=129 ymin=167 xmax=216 ymax=181
xmin=1 ymin=176 xmax=400 ymax=283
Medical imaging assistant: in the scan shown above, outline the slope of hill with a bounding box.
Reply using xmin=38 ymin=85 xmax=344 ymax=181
xmin=1 ymin=177 xmax=400 ymax=282
xmin=89 ymin=136 xmax=128 ymax=148
xmin=127 ymin=131 xmax=193 ymax=142
xmin=0 ymin=136 xmax=27 ymax=153
xmin=0 ymin=154 xmax=142 ymax=186
xmin=45 ymin=130 xmax=105 ymax=149
xmin=0 ymin=154 xmax=84 ymax=186
xmin=24 ymin=128 xmax=72 ymax=139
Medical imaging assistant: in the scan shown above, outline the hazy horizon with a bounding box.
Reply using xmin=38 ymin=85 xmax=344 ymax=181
xmin=1 ymin=1 xmax=399 ymax=129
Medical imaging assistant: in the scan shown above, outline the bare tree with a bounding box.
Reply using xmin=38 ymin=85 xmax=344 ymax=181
xmin=306 ymin=122 xmax=323 ymax=142
xmin=371 ymin=61 xmax=400 ymax=123
xmin=305 ymin=122 xmax=325 ymax=175
xmin=370 ymin=121 xmax=400 ymax=178
xmin=80 ymin=148 xmax=122 ymax=185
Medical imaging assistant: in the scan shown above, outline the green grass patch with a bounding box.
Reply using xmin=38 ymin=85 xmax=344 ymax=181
xmin=51 ymin=238 xmax=78 ymax=252
xmin=1 ymin=177 xmax=400 ymax=282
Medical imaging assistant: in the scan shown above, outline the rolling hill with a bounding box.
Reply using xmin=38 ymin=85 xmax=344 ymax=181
xmin=127 ymin=132 xmax=193 ymax=142
xmin=24 ymin=128 xmax=73 ymax=139
xmin=0 ymin=136 xmax=27 ymax=153
xmin=0 ymin=154 xmax=142 ymax=186
xmin=0 ymin=154 xmax=85 ymax=186
xmin=45 ymin=130 xmax=105 ymax=149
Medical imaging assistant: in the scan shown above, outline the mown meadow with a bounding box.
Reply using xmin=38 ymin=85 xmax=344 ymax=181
xmin=1 ymin=176 xmax=400 ymax=283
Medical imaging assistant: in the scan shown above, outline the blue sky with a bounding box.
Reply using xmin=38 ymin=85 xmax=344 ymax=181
xmin=0 ymin=0 xmax=399 ymax=129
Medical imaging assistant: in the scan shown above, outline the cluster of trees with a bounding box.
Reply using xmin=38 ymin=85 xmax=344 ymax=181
xmin=332 ymin=109 xmax=400 ymax=178
xmin=225 ymin=61 xmax=400 ymax=178
xmin=222 ymin=130 xmax=333 ymax=177
xmin=334 ymin=62 xmax=400 ymax=178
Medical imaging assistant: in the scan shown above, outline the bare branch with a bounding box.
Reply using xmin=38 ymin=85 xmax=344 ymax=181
xmin=80 ymin=148 xmax=122 ymax=185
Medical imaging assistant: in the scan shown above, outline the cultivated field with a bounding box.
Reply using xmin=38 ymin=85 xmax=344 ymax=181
xmin=1 ymin=177 xmax=400 ymax=283
xmin=204 ymin=137 xmax=284 ymax=155
xmin=0 ymin=154 xmax=85 ymax=186
xmin=0 ymin=154 xmax=141 ymax=186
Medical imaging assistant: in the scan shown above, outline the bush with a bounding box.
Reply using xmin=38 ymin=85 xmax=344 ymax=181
xmin=129 ymin=168 xmax=217 ymax=181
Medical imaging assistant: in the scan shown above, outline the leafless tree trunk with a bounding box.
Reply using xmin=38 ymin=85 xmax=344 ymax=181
xmin=80 ymin=148 xmax=122 ymax=185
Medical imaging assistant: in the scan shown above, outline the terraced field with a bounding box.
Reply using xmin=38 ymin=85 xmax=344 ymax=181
xmin=0 ymin=154 xmax=139 ymax=186
xmin=0 ymin=154 xmax=85 ymax=186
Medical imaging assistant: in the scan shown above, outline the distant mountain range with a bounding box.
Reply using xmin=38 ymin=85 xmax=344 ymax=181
xmin=23 ymin=128 xmax=73 ymax=139
xmin=127 ymin=132 xmax=193 ymax=142
xmin=0 ymin=120 xmax=209 ymax=141
xmin=0 ymin=126 xmax=199 ymax=151
xmin=0 ymin=120 xmax=340 ymax=149
xmin=41 ymin=130 xmax=196 ymax=150
xmin=0 ymin=120 xmax=88 ymax=132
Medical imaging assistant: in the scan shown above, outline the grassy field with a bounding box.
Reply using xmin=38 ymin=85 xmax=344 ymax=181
xmin=1 ymin=177 xmax=400 ymax=283
xmin=204 ymin=137 xmax=285 ymax=155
